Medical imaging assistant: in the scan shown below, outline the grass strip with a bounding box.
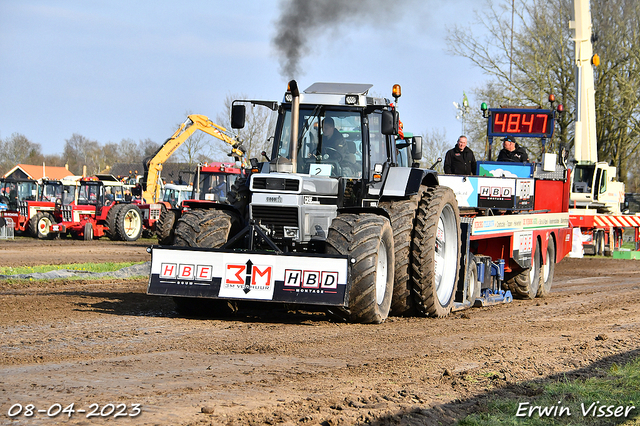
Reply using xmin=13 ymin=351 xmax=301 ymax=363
xmin=0 ymin=262 xmax=143 ymax=275
xmin=457 ymin=356 xmax=640 ymax=425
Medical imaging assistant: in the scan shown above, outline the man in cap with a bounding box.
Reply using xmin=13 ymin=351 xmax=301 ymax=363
xmin=497 ymin=136 xmax=529 ymax=162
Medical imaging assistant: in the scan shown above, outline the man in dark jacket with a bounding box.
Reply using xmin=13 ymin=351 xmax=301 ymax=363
xmin=444 ymin=135 xmax=477 ymax=175
xmin=497 ymin=136 xmax=529 ymax=162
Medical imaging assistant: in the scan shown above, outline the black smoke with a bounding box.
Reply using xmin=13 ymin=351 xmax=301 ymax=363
xmin=272 ymin=0 xmax=398 ymax=79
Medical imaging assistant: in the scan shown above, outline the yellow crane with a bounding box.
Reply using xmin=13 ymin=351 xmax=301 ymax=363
xmin=142 ymin=114 xmax=247 ymax=204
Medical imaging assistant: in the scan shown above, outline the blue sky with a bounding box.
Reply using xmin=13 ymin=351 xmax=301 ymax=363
xmin=0 ymin=1 xmax=490 ymax=156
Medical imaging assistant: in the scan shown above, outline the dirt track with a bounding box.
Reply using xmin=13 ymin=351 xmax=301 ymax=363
xmin=0 ymin=238 xmax=639 ymax=425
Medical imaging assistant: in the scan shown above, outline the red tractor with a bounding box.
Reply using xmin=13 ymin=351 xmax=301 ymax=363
xmin=49 ymin=176 xmax=144 ymax=241
xmin=0 ymin=177 xmax=80 ymax=239
xmin=155 ymin=162 xmax=244 ymax=244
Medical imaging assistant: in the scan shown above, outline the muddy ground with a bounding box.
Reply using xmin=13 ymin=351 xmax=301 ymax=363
xmin=0 ymin=238 xmax=639 ymax=425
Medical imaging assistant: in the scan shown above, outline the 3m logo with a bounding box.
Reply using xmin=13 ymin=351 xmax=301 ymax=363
xmin=284 ymin=269 xmax=339 ymax=289
xmin=160 ymin=263 xmax=213 ymax=281
xmin=225 ymin=262 xmax=272 ymax=288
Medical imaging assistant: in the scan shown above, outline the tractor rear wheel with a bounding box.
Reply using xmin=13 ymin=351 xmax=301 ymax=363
xmin=537 ymin=239 xmax=555 ymax=297
xmin=504 ymin=242 xmax=542 ymax=299
xmin=115 ymin=204 xmax=143 ymax=241
xmin=380 ymin=197 xmax=419 ymax=316
xmin=29 ymin=212 xmax=56 ymax=239
xmin=105 ymin=204 xmax=123 ymax=240
xmin=411 ymin=186 xmax=461 ymax=318
xmin=325 ymin=214 xmax=394 ymax=324
xmin=173 ymin=209 xmax=239 ymax=317
xmin=156 ymin=206 xmax=176 ymax=245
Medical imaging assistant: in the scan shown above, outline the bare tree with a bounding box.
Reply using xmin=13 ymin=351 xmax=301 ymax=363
xmin=0 ymin=133 xmax=43 ymax=175
xmin=216 ymin=93 xmax=276 ymax=161
xmin=63 ymin=134 xmax=101 ymax=175
xmin=447 ymin=0 xmax=640 ymax=181
xmin=418 ymin=128 xmax=451 ymax=173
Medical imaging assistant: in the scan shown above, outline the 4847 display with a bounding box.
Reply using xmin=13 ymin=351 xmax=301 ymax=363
xmin=7 ymin=402 xmax=141 ymax=419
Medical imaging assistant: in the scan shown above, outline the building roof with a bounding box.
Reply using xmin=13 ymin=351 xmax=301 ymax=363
xmin=104 ymin=162 xmax=197 ymax=185
xmin=3 ymin=164 xmax=74 ymax=180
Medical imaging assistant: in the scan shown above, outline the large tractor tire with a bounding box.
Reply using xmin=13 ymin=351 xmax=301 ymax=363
xmin=105 ymin=204 xmax=123 ymax=240
xmin=115 ymin=204 xmax=143 ymax=241
xmin=504 ymin=241 xmax=542 ymax=299
xmin=174 ymin=209 xmax=236 ymax=247
xmin=325 ymin=214 xmax=394 ymax=324
xmin=411 ymin=186 xmax=461 ymax=318
xmin=29 ymin=212 xmax=56 ymax=239
xmin=537 ymin=238 xmax=555 ymax=297
xmin=380 ymin=197 xmax=419 ymax=316
xmin=156 ymin=206 xmax=176 ymax=245
xmin=173 ymin=209 xmax=239 ymax=317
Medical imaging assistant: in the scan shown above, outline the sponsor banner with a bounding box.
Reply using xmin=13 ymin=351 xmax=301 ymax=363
xmin=471 ymin=212 xmax=569 ymax=236
xmin=148 ymin=247 xmax=349 ymax=306
xmin=439 ymin=176 xmax=534 ymax=210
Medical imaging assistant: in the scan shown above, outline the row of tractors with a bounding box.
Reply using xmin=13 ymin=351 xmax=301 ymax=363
xmin=0 ymin=161 xmax=243 ymax=242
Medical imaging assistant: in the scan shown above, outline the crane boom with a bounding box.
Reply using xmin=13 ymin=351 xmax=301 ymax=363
xmin=142 ymin=114 xmax=247 ymax=204
xmin=570 ymin=0 xmax=598 ymax=163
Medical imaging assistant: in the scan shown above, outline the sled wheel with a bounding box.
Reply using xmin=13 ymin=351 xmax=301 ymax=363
xmin=537 ymin=238 xmax=555 ymax=297
xmin=466 ymin=255 xmax=481 ymax=304
xmin=505 ymin=241 xmax=542 ymax=299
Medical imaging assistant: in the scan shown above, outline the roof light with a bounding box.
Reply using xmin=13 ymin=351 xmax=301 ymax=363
xmin=392 ymin=84 xmax=401 ymax=99
xmin=548 ymin=94 xmax=555 ymax=103
xmin=345 ymin=94 xmax=358 ymax=105
xmin=284 ymin=93 xmax=293 ymax=102
xmin=480 ymin=102 xmax=487 ymax=112
xmin=592 ymin=53 xmax=600 ymax=66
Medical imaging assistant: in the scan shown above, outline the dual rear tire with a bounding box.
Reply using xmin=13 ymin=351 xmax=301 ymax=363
xmin=325 ymin=214 xmax=394 ymax=324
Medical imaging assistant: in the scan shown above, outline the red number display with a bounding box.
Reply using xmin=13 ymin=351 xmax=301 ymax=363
xmin=492 ymin=112 xmax=551 ymax=135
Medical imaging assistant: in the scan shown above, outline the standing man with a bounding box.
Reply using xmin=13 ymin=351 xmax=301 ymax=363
xmin=497 ymin=136 xmax=529 ymax=162
xmin=444 ymin=135 xmax=477 ymax=175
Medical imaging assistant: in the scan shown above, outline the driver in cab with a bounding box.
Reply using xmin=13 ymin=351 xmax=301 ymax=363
xmin=320 ymin=117 xmax=345 ymax=155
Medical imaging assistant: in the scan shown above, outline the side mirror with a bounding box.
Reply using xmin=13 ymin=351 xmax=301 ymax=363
xmin=231 ymin=104 xmax=246 ymax=129
xmin=381 ymin=110 xmax=399 ymax=135
xmin=411 ymin=136 xmax=423 ymax=161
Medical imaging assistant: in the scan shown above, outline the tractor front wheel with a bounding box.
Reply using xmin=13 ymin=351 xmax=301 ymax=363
xmin=325 ymin=214 xmax=394 ymax=324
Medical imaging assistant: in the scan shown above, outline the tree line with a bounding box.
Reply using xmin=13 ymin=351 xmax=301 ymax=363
xmin=0 ymin=94 xmax=273 ymax=178
xmin=446 ymin=0 xmax=640 ymax=192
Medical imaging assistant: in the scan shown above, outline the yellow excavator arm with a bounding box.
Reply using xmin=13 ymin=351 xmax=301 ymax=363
xmin=142 ymin=114 xmax=247 ymax=204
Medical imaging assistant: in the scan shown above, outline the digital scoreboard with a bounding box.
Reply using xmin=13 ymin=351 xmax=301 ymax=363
xmin=487 ymin=108 xmax=555 ymax=138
